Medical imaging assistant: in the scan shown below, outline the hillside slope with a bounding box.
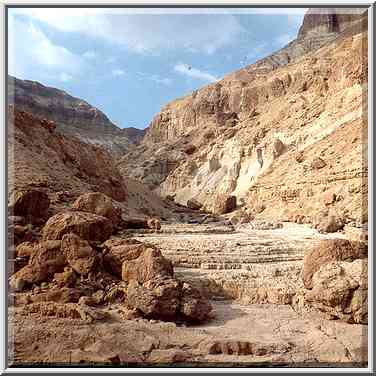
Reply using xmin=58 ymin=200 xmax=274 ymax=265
xmin=8 ymin=76 xmax=145 ymax=157
xmin=8 ymin=106 xmax=175 ymax=220
xmin=117 ymin=8 xmax=367 ymax=226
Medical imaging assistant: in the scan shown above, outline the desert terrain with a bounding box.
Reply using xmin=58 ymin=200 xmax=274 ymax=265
xmin=7 ymin=8 xmax=368 ymax=368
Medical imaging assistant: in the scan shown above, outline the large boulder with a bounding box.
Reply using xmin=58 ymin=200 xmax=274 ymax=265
xmin=61 ymin=233 xmax=97 ymax=275
xmin=186 ymin=198 xmax=203 ymax=210
xmin=71 ymin=192 xmax=122 ymax=227
xmin=121 ymin=247 xmax=173 ymax=284
xmin=180 ymin=283 xmax=212 ymax=322
xmin=303 ymin=239 xmax=367 ymax=289
xmin=42 ymin=211 xmax=113 ymax=242
xmin=314 ymin=212 xmax=344 ymax=233
xmin=305 ymin=259 xmax=367 ymax=324
xmin=212 ymin=194 xmax=237 ymax=215
xmin=102 ymin=238 xmax=147 ymax=277
xmin=126 ymin=277 xmax=181 ymax=319
xmin=8 ymin=189 xmax=50 ymax=220
xmin=10 ymin=240 xmax=66 ymax=288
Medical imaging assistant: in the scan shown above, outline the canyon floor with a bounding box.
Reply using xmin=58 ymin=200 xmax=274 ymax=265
xmin=9 ymin=219 xmax=368 ymax=367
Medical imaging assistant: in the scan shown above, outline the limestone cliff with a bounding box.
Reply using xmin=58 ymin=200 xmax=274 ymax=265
xmin=117 ymin=8 xmax=368 ymax=226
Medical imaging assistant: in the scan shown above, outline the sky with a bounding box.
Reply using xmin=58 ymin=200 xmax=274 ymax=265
xmin=8 ymin=8 xmax=306 ymax=130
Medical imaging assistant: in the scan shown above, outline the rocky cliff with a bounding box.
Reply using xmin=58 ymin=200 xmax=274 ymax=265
xmin=8 ymin=76 xmax=145 ymax=157
xmin=118 ymin=8 xmax=368 ymax=226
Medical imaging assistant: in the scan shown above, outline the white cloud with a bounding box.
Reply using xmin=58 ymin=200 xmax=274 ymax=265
xmin=8 ymin=15 xmax=84 ymax=82
xmin=83 ymin=50 xmax=96 ymax=59
xmin=174 ymin=64 xmax=218 ymax=83
xmin=149 ymin=75 xmax=172 ymax=86
xmin=11 ymin=9 xmax=244 ymax=55
xmin=112 ymin=69 xmax=125 ymax=76
xmin=135 ymin=72 xmax=172 ymax=86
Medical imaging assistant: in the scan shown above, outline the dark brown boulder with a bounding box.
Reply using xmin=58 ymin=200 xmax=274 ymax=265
xmin=147 ymin=218 xmax=161 ymax=231
xmin=42 ymin=211 xmax=113 ymax=242
xmin=186 ymin=198 xmax=203 ymax=210
xmin=180 ymin=283 xmax=212 ymax=322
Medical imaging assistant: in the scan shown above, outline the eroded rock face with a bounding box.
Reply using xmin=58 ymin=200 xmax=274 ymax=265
xmin=72 ymin=192 xmax=122 ymax=227
xmin=116 ymin=9 xmax=367 ymax=227
xmin=42 ymin=211 xmax=113 ymax=242
xmin=61 ymin=234 xmax=97 ymax=275
xmin=303 ymin=239 xmax=367 ymax=289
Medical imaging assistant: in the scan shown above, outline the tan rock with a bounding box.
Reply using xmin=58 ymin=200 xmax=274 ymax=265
xmin=121 ymin=247 xmax=173 ymax=284
xmin=61 ymin=233 xmax=97 ymax=275
xmin=42 ymin=211 xmax=113 ymax=242
xmin=15 ymin=241 xmax=37 ymax=258
xmin=102 ymin=238 xmax=146 ymax=277
xmin=303 ymin=239 xmax=367 ymax=289
xmin=72 ymin=192 xmax=122 ymax=227
xmin=126 ymin=278 xmax=181 ymax=319
xmin=10 ymin=240 xmax=66 ymax=287
xmin=54 ymin=267 xmax=77 ymax=287
xmin=305 ymin=259 xmax=367 ymax=323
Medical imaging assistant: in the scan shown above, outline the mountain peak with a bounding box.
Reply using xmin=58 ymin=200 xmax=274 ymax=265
xmin=297 ymin=8 xmax=366 ymax=39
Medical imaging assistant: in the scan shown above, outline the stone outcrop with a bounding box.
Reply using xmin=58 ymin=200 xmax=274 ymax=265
xmin=8 ymin=76 xmax=145 ymax=157
xmin=304 ymin=259 xmax=367 ymax=324
xmin=126 ymin=278 xmax=182 ymax=319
